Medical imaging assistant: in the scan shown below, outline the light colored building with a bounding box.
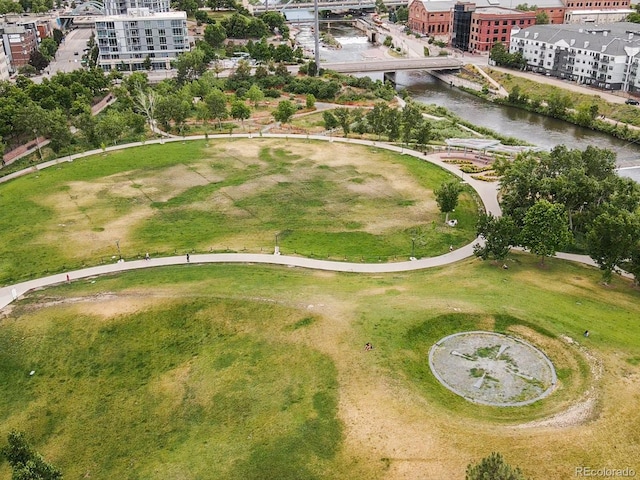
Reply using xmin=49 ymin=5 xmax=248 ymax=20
xmin=104 ymin=0 xmax=170 ymax=16
xmin=95 ymin=8 xmax=189 ymax=71
xmin=510 ymin=23 xmax=640 ymax=91
xmin=563 ymin=8 xmax=634 ymax=23
xmin=0 ymin=41 xmax=10 ymax=80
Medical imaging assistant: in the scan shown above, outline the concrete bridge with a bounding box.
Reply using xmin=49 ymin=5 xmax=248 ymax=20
xmin=322 ymin=57 xmax=463 ymax=83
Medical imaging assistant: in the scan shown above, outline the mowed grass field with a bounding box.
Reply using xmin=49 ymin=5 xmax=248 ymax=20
xmin=0 ymin=139 xmax=478 ymax=285
xmin=1 ymin=256 xmax=639 ymax=479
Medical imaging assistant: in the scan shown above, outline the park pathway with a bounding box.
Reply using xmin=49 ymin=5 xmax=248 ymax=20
xmin=0 ymin=133 xmax=602 ymax=312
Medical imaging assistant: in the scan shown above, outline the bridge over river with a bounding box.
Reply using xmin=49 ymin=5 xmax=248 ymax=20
xmin=322 ymin=57 xmax=463 ymax=77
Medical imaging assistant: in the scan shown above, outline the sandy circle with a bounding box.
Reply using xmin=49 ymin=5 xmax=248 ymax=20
xmin=429 ymin=331 xmax=557 ymax=407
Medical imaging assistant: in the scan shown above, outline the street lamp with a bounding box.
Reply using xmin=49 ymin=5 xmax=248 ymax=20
xmin=274 ymin=233 xmax=280 ymax=255
xmin=411 ymin=238 xmax=415 ymax=259
xmin=116 ymin=240 xmax=122 ymax=260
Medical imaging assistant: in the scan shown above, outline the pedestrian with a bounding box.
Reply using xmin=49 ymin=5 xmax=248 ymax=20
xmin=584 ymin=330 xmax=589 ymax=338
xmin=66 ymin=274 xmax=70 ymax=283
xmin=145 ymin=252 xmax=150 ymax=260
xmin=186 ymin=253 xmax=190 ymax=263
xmin=449 ymin=245 xmax=453 ymax=252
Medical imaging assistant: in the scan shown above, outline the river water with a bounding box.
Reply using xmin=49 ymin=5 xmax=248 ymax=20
xmin=294 ymin=24 xmax=640 ymax=181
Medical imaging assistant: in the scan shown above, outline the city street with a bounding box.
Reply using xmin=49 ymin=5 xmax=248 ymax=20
xmin=47 ymin=27 xmax=93 ymax=75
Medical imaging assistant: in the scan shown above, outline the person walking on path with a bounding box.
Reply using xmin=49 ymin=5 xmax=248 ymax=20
xmin=186 ymin=253 xmax=190 ymax=263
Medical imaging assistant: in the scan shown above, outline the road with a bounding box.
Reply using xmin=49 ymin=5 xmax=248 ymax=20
xmin=46 ymin=28 xmax=93 ymax=75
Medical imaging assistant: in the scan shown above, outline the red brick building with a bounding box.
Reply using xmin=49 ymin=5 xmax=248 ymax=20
xmin=408 ymin=0 xmax=453 ymax=37
xmin=468 ymin=7 xmax=536 ymax=52
xmin=1 ymin=26 xmax=38 ymax=70
xmin=536 ymin=5 xmax=566 ymax=24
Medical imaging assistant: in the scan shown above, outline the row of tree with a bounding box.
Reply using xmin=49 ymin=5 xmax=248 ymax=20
xmin=475 ymin=145 xmax=640 ymax=283
xmin=322 ymin=100 xmax=434 ymax=147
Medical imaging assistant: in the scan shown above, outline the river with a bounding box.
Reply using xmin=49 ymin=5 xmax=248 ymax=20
xmin=294 ymin=24 xmax=640 ymax=181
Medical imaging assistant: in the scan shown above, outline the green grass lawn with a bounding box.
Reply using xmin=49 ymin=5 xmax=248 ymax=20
xmin=486 ymin=68 xmax=640 ymax=126
xmin=0 ymin=139 xmax=479 ymax=285
xmin=1 ymin=254 xmax=639 ymax=479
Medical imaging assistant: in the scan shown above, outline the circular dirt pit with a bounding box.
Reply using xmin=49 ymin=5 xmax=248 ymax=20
xmin=429 ymin=331 xmax=557 ymax=406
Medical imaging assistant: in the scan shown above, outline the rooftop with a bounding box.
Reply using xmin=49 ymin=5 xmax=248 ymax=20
xmin=512 ymin=22 xmax=640 ymax=56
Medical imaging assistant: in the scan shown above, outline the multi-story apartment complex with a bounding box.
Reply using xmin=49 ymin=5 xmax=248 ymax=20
xmin=96 ymin=0 xmax=189 ymax=71
xmin=509 ymin=22 xmax=640 ymax=91
xmin=104 ymin=0 xmax=170 ymax=16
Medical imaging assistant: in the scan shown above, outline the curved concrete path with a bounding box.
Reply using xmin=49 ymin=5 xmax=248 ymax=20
xmin=0 ymin=133 xmax=602 ymax=312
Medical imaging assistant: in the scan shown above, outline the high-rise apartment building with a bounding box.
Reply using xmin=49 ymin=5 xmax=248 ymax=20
xmin=96 ymin=0 xmax=189 ymax=71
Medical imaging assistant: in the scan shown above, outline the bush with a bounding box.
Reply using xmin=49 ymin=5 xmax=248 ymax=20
xmin=264 ymin=88 xmax=281 ymax=98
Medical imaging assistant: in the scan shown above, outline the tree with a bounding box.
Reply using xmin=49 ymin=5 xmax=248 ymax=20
xmin=155 ymin=95 xmax=190 ymax=131
xmin=466 ymin=452 xmax=527 ymax=480
xmin=142 ymin=55 xmax=152 ymax=71
xmin=95 ymin=109 xmax=128 ymax=145
xmin=384 ymin=107 xmax=401 ymax=141
xmin=305 ymin=94 xmax=315 ymax=109
xmin=273 ymin=100 xmax=297 ymax=124
xmin=52 ymin=28 xmax=64 ymax=45
xmin=546 ymin=91 xmax=573 ymax=118
xmin=222 ymin=12 xmax=249 ymax=38
xmin=396 ymin=5 xmax=408 ymax=22
xmin=414 ymin=119 xmax=432 ymax=151
xmin=400 ymin=100 xmax=422 ymax=145
xmin=39 ymin=38 xmax=58 ymax=59
xmin=173 ymin=47 xmax=207 ymax=85
xmin=133 ymin=86 xmax=157 ymax=132
xmin=1 ymin=430 xmax=63 ymax=480
xmin=334 ymin=107 xmax=351 ymax=137
xmin=434 ymin=180 xmax=462 ymax=223
xmin=205 ymin=89 xmax=228 ymax=128
xmin=246 ymin=84 xmax=264 ymax=108
xmin=323 ymin=110 xmax=338 ymax=130
xmin=204 ymin=23 xmax=227 ymax=48
xmin=574 ymin=102 xmax=598 ymax=127
xmin=366 ymin=103 xmax=389 ymax=139
xmin=474 ymin=213 xmax=518 ymax=262
xmin=535 ymin=11 xmax=550 ymax=24
xmin=29 ymin=50 xmax=49 ymax=72
xmin=194 ymin=10 xmax=211 ymax=24
xmin=520 ymin=200 xmax=571 ymax=265
xmin=230 ymin=100 xmax=251 ymax=125
xmin=587 ymin=209 xmax=639 ymax=283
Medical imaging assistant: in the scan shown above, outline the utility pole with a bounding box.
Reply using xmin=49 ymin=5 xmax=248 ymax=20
xmin=314 ymin=0 xmax=320 ymax=75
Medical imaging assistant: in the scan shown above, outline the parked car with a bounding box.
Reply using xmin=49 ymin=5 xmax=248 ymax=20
xmin=625 ymin=98 xmax=639 ymax=105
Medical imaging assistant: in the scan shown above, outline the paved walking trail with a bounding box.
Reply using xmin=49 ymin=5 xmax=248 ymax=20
xmin=0 ymin=133 xmax=602 ymax=312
